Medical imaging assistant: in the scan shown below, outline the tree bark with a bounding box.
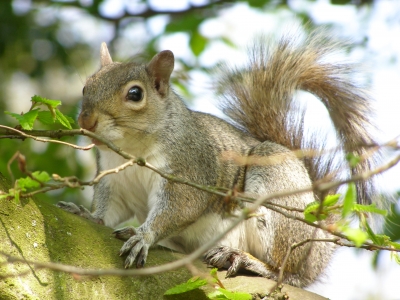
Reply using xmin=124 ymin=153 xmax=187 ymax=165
xmin=0 ymin=172 xmax=327 ymax=300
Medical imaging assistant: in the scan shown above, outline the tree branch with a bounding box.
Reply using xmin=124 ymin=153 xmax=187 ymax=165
xmin=1 ymin=126 xmax=399 ymax=281
xmin=59 ymin=0 xmax=236 ymax=23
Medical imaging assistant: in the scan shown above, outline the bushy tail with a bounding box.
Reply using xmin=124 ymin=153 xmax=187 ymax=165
xmin=217 ymin=30 xmax=377 ymax=204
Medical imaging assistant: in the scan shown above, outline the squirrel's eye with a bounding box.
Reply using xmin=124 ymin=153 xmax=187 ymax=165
xmin=82 ymin=86 xmax=86 ymax=95
xmin=126 ymin=86 xmax=143 ymax=102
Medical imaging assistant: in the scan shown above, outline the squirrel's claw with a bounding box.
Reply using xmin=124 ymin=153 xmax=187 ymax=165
xmin=115 ymin=228 xmax=150 ymax=268
xmin=204 ymin=246 xmax=273 ymax=279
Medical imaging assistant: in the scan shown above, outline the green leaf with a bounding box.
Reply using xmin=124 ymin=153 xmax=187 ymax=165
xmin=37 ymin=109 xmax=75 ymax=129
xmin=0 ymin=194 xmax=10 ymax=200
xmin=389 ymin=241 xmax=400 ymax=250
xmin=165 ymin=13 xmax=203 ymax=33
xmin=17 ymin=177 xmax=40 ymax=189
xmin=371 ymin=234 xmax=391 ymax=246
xmin=31 ymin=95 xmax=62 ymax=108
xmin=32 ymin=171 xmax=51 ymax=182
xmin=353 ymin=203 xmax=387 ymax=216
xmin=17 ymin=171 xmax=51 ymax=190
xmin=343 ymin=227 xmax=368 ymax=247
xmin=65 ymin=115 xmax=75 ymax=124
xmin=323 ymin=194 xmax=340 ymax=207
xmin=221 ymin=37 xmax=236 ymax=48
xmin=211 ymin=288 xmax=252 ymax=300
xmin=342 ymin=183 xmax=356 ymax=218
xmin=331 ymin=0 xmax=352 ymax=4
xmin=173 ymin=80 xmax=191 ymax=99
xmin=164 ymin=276 xmax=208 ymax=295
xmin=346 ymin=153 xmax=361 ymax=167
xmin=5 ymin=109 xmax=39 ymax=130
xmin=382 ymin=204 xmax=400 ymax=241
xmin=248 ymin=0 xmax=269 ymax=8
xmin=361 ymin=215 xmax=388 ymax=245
xmin=208 ymin=268 xmax=219 ymax=284
xmin=210 ymin=268 xmax=218 ymax=278
xmin=392 ymin=252 xmax=400 ymax=265
xmin=37 ymin=111 xmax=56 ymax=125
xmin=208 ymin=290 xmax=228 ymax=299
xmin=304 ymin=201 xmax=320 ymax=223
xmin=55 ymin=109 xmax=72 ymax=129
xmin=6 ymin=189 xmax=21 ymax=203
xmin=190 ymin=31 xmax=208 ymax=57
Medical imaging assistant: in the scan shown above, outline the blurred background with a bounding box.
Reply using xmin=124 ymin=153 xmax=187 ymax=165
xmin=1 ymin=0 xmax=400 ymax=299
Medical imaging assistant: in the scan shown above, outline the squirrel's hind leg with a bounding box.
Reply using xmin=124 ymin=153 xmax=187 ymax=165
xmin=203 ymin=246 xmax=277 ymax=279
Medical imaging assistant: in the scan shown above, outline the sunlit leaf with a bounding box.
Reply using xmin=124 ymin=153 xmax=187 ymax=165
xmin=55 ymin=109 xmax=72 ymax=129
xmin=390 ymin=241 xmax=400 ymax=250
xmin=304 ymin=201 xmax=320 ymax=222
xmin=164 ymin=276 xmax=207 ymax=295
xmin=31 ymin=95 xmax=62 ymax=108
xmin=392 ymin=252 xmax=400 ymax=265
xmin=346 ymin=153 xmax=361 ymax=167
xmin=323 ymin=194 xmax=340 ymax=207
xmin=354 ymin=203 xmax=387 ymax=216
xmin=17 ymin=177 xmax=40 ymax=189
xmin=342 ymin=183 xmax=356 ymax=218
xmin=343 ymin=227 xmax=368 ymax=247
xmin=37 ymin=111 xmax=56 ymax=125
xmin=248 ymin=0 xmax=270 ymax=8
xmin=17 ymin=171 xmax=50 ymax=190
xmin=5 ymin=109 xmax=39 ymax=130
xmin=32 ymin=171 xmax=51 ymax=182
xmin=211 ymin=288 xmax=252 ymax=300
xmin=165 ymin=13 xmax=203 ymax=33
xmin=190 ymin=31 xmax=208 ymax=57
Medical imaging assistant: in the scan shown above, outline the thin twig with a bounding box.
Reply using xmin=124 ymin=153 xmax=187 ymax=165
xmin=1 ymin=126 xmax=400 ymax=281
xmin=0 ymin=125 xmax=94 ymax=151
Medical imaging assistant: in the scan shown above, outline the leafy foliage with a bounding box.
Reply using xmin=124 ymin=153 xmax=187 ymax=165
xmin=164 ymin=276 xmax=208 ymax=295
xmin=304 ymin=194 xmax=340 ymax=222
xmin=1 ymin=99 xmax=83 ymax=205
xmin=164 ymin=268 xmax=252 ymax=299
xmin=17 ymin=171 xmax=51 ymax=190
xmin=5 ymin=95 xmax=74 ymax=130
xmin=208 ymin=289 xmax=252 ymax=300
xmin=0 ymin=170 xmax=51 ymax=203
xmin=302 ymin=185 xmax=399 ymax=256
xmin=5 ymin=109 xmax=39 ymax=130
xmin=342 ymin=182 xmax=356 ymax=217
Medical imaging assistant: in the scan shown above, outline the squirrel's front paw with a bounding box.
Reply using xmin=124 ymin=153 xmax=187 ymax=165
xmin=113 ymin=227 xmax=152 ymax=268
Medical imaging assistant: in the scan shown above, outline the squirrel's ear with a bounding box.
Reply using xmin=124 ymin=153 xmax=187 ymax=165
xmin=147 ymin=50 xmax=174 ymax=96
xmin=100 ymin=42 xmax=113 ymax=67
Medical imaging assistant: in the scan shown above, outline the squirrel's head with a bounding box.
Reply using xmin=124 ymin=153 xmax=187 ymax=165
xmin=78 ymin=43 xmax=175 ymax=150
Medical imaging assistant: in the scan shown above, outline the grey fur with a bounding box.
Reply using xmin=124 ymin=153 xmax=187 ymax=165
xmin=57 ymin=30 xmax=377 ymax=287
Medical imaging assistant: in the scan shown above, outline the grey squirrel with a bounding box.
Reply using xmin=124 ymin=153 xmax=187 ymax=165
xmin=57 ymin=30 xmax=376 ymax=287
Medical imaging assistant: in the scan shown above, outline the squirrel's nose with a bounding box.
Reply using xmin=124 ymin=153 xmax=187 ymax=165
xmin=78 ymin=110 xmax=98 ymax=132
